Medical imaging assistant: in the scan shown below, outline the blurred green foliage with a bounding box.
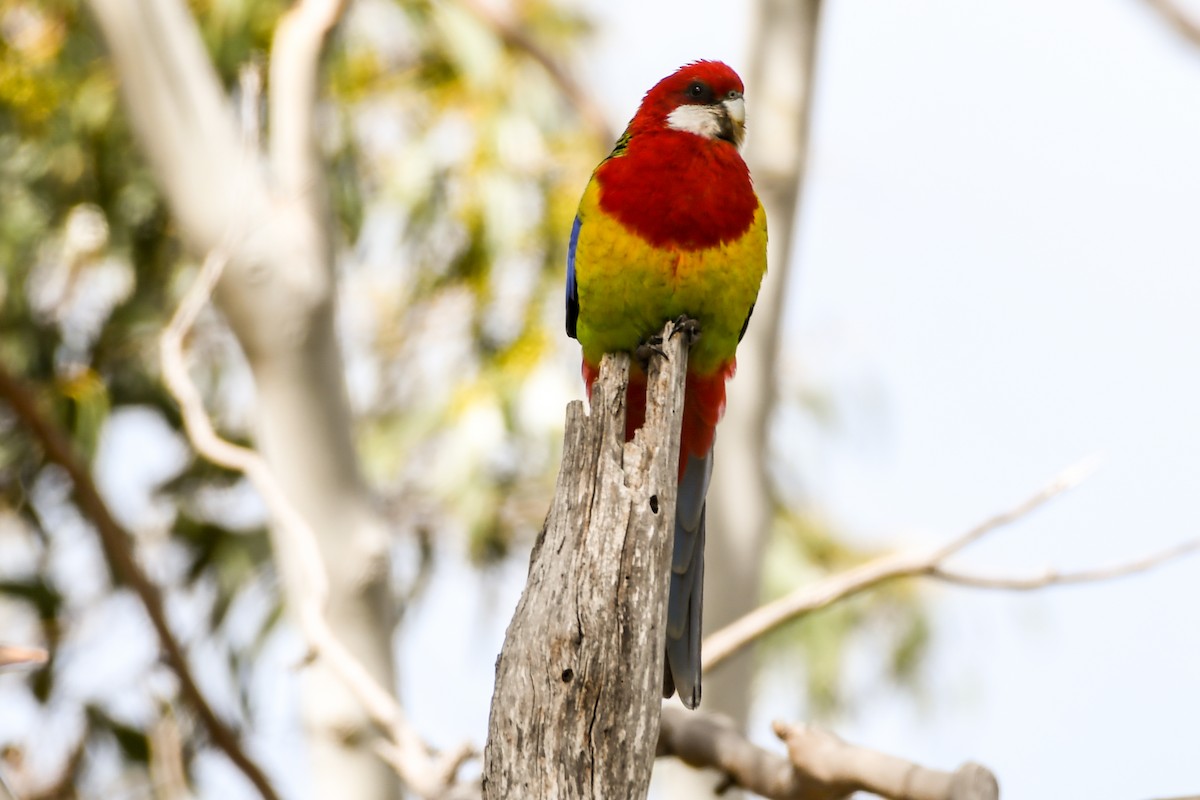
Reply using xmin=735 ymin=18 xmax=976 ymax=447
xmin=761 ymin=509 xmax=931 ymax=720
xmin=0 ymin=0 xmax=931 ymax=794
xmin=0 ymin=0 xmax=598 ymax=794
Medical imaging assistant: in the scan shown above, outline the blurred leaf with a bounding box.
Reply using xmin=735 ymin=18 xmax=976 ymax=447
xmin=58 ymin=368 xmax=109 ymax=459
xmin=0 ymin=0 xmax=599 ymax=790
xmin=891 ymin=609 xmax=931 ymax=684
xmin=0 ymin=578 xmax=63 ymax=621
xmin=761 ymin=508 xmax=930 ymax=717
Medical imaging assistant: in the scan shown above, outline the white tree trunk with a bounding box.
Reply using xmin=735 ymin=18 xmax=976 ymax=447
xmin=663 ymin=0 xmax=823 ymax=794
xmin=85 ymin=2 xmax=398 ymax=797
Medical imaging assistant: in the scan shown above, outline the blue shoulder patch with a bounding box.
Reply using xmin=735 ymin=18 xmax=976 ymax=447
xmin=565 ymin=215 xmax=582 ymax=339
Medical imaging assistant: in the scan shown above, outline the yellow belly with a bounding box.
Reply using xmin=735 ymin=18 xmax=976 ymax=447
xmin=572 ymin=180 xmax=768 ymax=376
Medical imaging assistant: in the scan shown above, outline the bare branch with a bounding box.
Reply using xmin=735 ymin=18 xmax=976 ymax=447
xmin=1142 ymin=0 xmax=1200 ymax=49
xmin=269 ymin=0 xmax=349 ymax=199
xmin=931 ymin=537 xmax=1200 ymax=590
xmin=87 ymin=0 xmax=335 ymax=357
xmin=88 ymin=1 xmax=401 ymax=795
xmin=237 ymin=61 xmax=264 ymax=146
xmin=0 ymin=367 xmax=280 ymax=800
xmin=775 ymin=721 xmax=998 ymax=800
xmin=84 ymin=0 xmax=267 ymax=252
xmin=149 ymin=707 xmax=194 ymax=800
xmin=159 ymin=251 xmax=470 ymax=798
xmin=656 ymin=707 xmax=998 ymax=800
xmin=703 ymin=458 xmax=1198 ymax=672
xmin=0 ymin=646 xmax=48 ymax=670
xmin=923 ymin=457 xmax=1100 ymax=564
xmin=657 ymin=707 xmax=835 ymax=800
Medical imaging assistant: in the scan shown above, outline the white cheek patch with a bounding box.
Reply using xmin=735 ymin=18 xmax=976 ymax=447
xmin=666 ymin=105 xmax=723 ymax=140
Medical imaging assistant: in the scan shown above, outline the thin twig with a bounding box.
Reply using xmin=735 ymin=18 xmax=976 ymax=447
xmin=457 ymin=0 xmax=614 ymax=145
xmin=924 ymin=456 xmax=1100 ymax=563
xmin=269 ymin=0 xmax=349 ymax=197
xmin=159 ymin=250 xmax=472 ymax=797
xmin=237 ymin=60 xmax=264 ymax=148
xmin=149 ymin=706 xmax=194 ymax=800
xmin=703 ymin=458 xmax=1198 ymax=673
xmin=1142 ymin=0 xmax=1200 ymax=49
xmin=0 ymin=646 xmax=48 ymax=670
xmin=0 ymin=367 xmax=280 ymax=800
xmin=931 ymin=538 xmax=1200 ymax=590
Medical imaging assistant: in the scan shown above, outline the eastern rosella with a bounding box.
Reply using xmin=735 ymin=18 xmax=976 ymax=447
xmin=565 ymin=61 xmax=767 ymax=708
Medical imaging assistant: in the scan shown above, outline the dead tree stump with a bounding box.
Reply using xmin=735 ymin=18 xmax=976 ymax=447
xmin=482 ymin=320 xmax=690 ymax=800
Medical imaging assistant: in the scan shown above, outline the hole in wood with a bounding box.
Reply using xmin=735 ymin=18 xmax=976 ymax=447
xmin=561 ymin=668 xmax=574 ymax=683
xmin=649 ymin=494 xmax=660 ymax=514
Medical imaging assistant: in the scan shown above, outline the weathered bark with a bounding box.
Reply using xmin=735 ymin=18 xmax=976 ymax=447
xmin=84 ymin=2 xmax=398 ymax=797
xmin=0 ymin=366 xmax=279 ymax=800
xmin=482 ymin=322 xmax=690 ymax=800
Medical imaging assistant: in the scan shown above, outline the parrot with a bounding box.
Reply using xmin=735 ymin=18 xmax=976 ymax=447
xmin=565 ymin=60 xmax=767 ymax=709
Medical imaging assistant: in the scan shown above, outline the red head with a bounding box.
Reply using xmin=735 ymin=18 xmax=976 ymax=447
xmin=628 ymin=61 xmax=747 ymax=148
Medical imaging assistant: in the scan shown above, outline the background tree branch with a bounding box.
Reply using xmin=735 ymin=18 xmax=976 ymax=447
xmin=0 ymin=646 xmax=48 ymax=670
xmin=269 ymin=0 xmax=349 ymax=200
xmin=703 ymin=460 xmax=1200 ymax=672
xmin=84 ymin=0 xmax=399 ymax=796
xmin=657 ymin=707 xmax=999 ymax=800
xmin=84 ymin=0 xmax=267 ymax=254
xmin=1142 ymin=0 xmax=1200 ymax=49
xmin=160 ymin=249 xmax=470 ymax=798
xmin=929 ymin=538 xmax=1200 ymax=590
xmin=0 ymin=367 xmax=279 ymax=800
xmin=683 ymin=7 xmax=823 ymax=794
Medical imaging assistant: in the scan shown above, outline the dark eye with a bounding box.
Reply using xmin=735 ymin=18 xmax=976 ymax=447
xmin=686 ymin=80 xmax=714 ymax=103
xmin=727 ymin=89 xmax=740 ymax=99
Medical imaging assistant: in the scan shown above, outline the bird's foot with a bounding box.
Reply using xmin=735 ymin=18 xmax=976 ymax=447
xmin=670 ymin=315 xmax=702 ymax=344
xmin=636 ymin=317 xmax=701 ymax=368
xmin=635 ymin=335 xmax=667 ymax=368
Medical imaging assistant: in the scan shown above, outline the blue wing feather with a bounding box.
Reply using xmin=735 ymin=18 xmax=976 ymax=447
xmin=565 ymin=215 xmax=582 ymax=339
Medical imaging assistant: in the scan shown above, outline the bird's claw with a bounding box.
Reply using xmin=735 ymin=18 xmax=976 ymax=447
xmin=635 ymin=336 xmax=668 ymax=367
xmin=636 ymin=317 xmax=701 ymax=368
xmin=670 ymin=315 xmax=702 ymax=344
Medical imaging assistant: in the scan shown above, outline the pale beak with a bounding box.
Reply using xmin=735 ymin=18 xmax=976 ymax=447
xmin=721 ymin=95 xmax=746 ymax=148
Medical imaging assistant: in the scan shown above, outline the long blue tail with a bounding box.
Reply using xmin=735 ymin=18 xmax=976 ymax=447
xmin=664 ymin=449 xmax=713 ymax=708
